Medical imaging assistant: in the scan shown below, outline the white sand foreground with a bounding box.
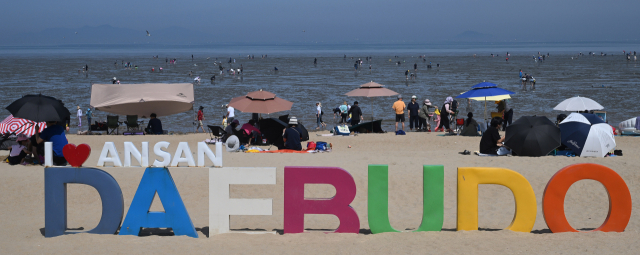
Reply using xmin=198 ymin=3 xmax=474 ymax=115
xmin=1 ymin=131 xmax=639 ymax=254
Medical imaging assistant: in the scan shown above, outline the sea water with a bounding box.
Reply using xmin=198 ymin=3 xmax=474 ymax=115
xmin=1 ymin=42 xmax=639 ymax=133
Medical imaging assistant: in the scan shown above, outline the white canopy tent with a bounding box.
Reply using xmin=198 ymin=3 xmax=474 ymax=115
xmin=90 ymin=83 xmax=195 ymax=117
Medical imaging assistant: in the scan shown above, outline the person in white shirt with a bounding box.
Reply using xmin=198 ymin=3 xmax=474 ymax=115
xmin=316 ymin=102 xmax=326 ymax=129
xmin=226 ymin=104 xmax=235 ymax=124
xmin=76 ymin=106 xmax=83 ymax=127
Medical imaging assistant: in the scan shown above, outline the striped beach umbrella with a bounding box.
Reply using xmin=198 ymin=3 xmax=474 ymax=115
xmin=559 ymin=113 xmax=615 ymax=157
xmin=0 ymin=115 xmax=46 ymax=136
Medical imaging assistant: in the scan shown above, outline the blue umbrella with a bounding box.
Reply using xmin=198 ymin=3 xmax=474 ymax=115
xmin=456 ymin=82 xmax=516 ymax=121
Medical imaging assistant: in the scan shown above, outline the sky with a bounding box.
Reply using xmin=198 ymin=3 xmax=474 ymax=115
xmin=2 ymin=0 xmax=640 ymax=44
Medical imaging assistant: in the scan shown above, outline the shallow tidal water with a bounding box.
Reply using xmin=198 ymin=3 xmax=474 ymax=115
xmin=1 ymin=45 xmax=639 ymax=133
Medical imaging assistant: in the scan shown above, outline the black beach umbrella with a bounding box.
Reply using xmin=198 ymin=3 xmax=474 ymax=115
xmin=504 ymin=116 xmax=561 ymax=156
xmin=5 ymin=94 xmax=71 ymax=122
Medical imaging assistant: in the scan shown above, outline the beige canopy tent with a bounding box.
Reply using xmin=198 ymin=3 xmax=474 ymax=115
xmin=90 ymin=83 xmax=195 ymax=117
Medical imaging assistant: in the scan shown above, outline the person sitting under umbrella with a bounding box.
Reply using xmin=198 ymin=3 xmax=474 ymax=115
xmin=241 ymin=119 xmax=262 ymax=144
xmin=479 ymin=117 xmax=505 ymax=155
xmin=222 ymin=119 xmax=240 ymax=143
xmin=282 ymin=117 xmax=302 ymax=151
xmin=8 ymin=134 xmax=31 ymax=165
xmin=146 ymin=113 xmax=163 ymax=135
xmin=460 ymin=112 xmax=479 ymax=136
xmin=35 ymin=121 xmax=69 ymax=166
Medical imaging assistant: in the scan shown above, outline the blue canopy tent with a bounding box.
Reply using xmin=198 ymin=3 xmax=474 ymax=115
xmin=456 ymin=82 xmax=515 ymax=121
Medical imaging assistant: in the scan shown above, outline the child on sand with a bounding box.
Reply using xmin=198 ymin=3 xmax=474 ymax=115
xmin=8 ymin=134 xmax=31 ymax=165
xmin=433 ymin=106 xmax=442 ymax=132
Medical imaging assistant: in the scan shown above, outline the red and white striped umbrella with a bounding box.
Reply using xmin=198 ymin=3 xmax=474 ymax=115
xmin=0 ymin=115 xmax=46 ymax=136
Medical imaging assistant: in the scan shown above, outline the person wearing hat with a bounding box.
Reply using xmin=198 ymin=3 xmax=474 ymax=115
xmin=348 ymin=101 xmax=363 ymax=126
xmin=392 ymin=95 xmax=406 ymax=132
xmin=8 ymin=134 xmax=31 ymax=165
xmin=407 ymin=95 xmax=420 ymax=131
xmin=76 ymin=106 xmax=83 ymax=127
xmin=418 ymin=99 xmax=434 ymax=132
xmin=283 ymin=117 xmax=303 ymax=151
xmin=222 ymin=119 xmax=240 ymax=143
xmin=196 ymin=106 xmax=206 ymax=133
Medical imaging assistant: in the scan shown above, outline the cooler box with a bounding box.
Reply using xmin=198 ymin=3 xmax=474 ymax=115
xmin=334 ymin=125 xmax=350 ymax=136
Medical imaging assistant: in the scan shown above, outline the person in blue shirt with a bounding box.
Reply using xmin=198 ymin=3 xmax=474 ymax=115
xmin=146 ymin=113 xmax=163 ymax=134
xmin=86 ymin=108 xmax=93 ymax=131
xmin=36 ymin=121 xmax=69 ymax=166
xmin=283 ymin=117 xmax=302 ymax=151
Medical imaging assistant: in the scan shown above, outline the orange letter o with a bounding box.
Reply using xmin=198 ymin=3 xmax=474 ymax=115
xmin=543 ymin=163 xmax=632 ymax=233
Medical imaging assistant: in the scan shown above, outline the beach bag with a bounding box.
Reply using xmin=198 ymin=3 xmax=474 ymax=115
xmin=307 ymin=141 xmax=316 ymax=150
xmin=316 ymin=142 xmax=328 ymax=151
xmin=396 ymin=130 xmax=406 ymax=135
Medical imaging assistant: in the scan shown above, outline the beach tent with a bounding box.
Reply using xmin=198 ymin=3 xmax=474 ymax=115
xmin=456 ymin=82 xmax=515 ymax=121
xmin=553 ymin=96 xmax=604 ymax=112
xmin=344 ymin=81 xmax=399 ymax=122
xmin=559 ymin=113 xmax=615 ymax=157
xmin=618 ymin=117 xmax=640 ymax=135
xmin=90 ymin=83 xmax=194 ymax=117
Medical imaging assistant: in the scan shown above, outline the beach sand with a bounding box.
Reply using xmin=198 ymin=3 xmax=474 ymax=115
xmin=1 ymin=132 xmax=639 ymax=254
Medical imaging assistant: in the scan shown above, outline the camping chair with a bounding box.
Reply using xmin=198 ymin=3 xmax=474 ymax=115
xmin=107 ymin=115 xmax=120 ymax=134
xmin=455 ymin=118 xmax=465 ymax=134
xmin=125 ymin=115 xmax=140 ymax=131
xmin=208 ymin=125 xmax=226 ymax=142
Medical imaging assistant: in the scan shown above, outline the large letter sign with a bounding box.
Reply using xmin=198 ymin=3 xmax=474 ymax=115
xmin=543 ymin=163 xmax=632 ymax=233
xmin=119 ymin=167 xmax=198 ymax=238
xmin=209 ymin=167 xmax=276 ymax=235
xmin=45 ymin=167 xmax=124 ymax=237
xmin=368 ymin=165 xmax=444 ymax=233
xmin=283 ymin=167 xmax=360 ymax=233
xmin=457 ymin=167 xmax=537 ymax=232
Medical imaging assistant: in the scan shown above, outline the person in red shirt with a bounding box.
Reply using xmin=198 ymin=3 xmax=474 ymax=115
xmin=196 ymin=106 xmax=206 ymax=133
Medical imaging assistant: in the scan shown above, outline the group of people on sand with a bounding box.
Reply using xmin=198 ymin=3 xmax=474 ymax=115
xmin=392 ymin=95 xmax=457 ymax=133
xmin=5 ymin=121 xmax=69 ymax=166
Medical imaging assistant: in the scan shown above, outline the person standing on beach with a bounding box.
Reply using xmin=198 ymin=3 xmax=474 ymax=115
xmin=348 ymin=101 xmax=363 ymax=126
xmin=316 ymin=102 xmax=326 ymax=129
xmin=339 ymin=102 xmax=349 ymax=124
xmin=407 ymin=95 xmax=420 ymax=131
xmin=76 ymin=106 xmax=82 ymax=127
xmin=392 ymin=95 xmax=406 ymax=132
xmin=196 ymin=106 xmax=206 ymax=133
xmin=314 ymin=58 xmax=317 ymax=65
xmin=226 ymin=104 xmax=235 ymax=124
xmin=405 ymin=70 xmax=409 ymax=79
xmin=414 ymin=63 xmax=417 ymax=72
xmin=498 ymin=99 xmax=513 ymax=131
xmin=436 ymin=97 xmax=454 ymax=133
xmin=86 ymin=108 xmax=92 ymax=131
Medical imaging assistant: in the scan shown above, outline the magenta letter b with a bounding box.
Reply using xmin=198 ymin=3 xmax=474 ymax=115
xmin=283 ymin=166 xmax=360 ymax=234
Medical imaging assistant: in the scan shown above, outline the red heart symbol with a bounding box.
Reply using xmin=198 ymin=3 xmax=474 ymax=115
xmin=63 ymin=143 xmax=91 ymax=167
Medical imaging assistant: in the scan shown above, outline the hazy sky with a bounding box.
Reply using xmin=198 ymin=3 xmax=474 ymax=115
xmin=2 ymin=0 xmax=640 ymax=43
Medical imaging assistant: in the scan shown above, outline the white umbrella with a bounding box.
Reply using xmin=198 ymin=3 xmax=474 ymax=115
xmin=559 ymin=113 xmax=615 ymax=157
xmin=554 ymin=96 xmax=604 ymax=111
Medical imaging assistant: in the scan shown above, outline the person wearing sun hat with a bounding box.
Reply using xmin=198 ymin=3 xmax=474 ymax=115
xmin=418 ymin=99 xmax=434 ymax=132
xmin=283 ymin=116 xmax=302 ymax=150
xmin=407 ymin=95 xmax=420 ymax=131
xmin=8 ymin=134 xmax=31 ymax=165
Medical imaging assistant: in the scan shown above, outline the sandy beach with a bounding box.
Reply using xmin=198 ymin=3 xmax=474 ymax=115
xmin=1 ymin=131 xmax=639 ymax=254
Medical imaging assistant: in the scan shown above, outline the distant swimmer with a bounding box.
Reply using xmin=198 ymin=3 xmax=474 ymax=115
xmin=146 ymin=30 xmax=151 ymax=36
xmin=274 ymin=67 xmax=278 ymax=71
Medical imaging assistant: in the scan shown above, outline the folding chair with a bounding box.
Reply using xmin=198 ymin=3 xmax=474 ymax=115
xmin=207 ymin=125 xmax=226 ymax=142
xmin=125 ymin=115 xmax=139 ymax=131
xmin=107 ymin=115 xmax=120 ymax=135
xmin=455 ymin=118 xmax=465 ymax=133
